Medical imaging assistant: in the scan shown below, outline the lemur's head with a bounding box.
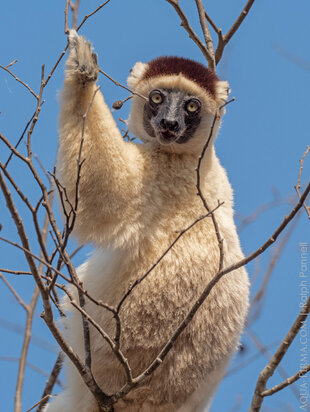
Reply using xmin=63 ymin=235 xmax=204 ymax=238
xmin=127 ymin=56 xmax=230 ymax=154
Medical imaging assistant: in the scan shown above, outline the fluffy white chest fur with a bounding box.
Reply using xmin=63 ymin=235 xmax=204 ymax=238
xmin=44 ymin=31 xmax=249 ymax=412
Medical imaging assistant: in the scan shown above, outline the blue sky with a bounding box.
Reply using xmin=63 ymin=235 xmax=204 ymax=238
xmin=0 ymin=1 xmax=309 ymax=411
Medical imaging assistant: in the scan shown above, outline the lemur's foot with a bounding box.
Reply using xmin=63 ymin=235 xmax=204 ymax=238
xmin=66 ymin=30 xmax=99 ymax=83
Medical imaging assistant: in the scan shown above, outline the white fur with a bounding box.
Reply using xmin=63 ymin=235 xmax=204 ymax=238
xmin=127 ymin=62 xmax=148 ymax=88
xmin=44 ymin=33 xmax=249 ymax=412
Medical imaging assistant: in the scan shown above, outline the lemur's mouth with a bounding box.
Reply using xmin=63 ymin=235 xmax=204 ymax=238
xmin=158 ymin=130 xmax=178 ymax=143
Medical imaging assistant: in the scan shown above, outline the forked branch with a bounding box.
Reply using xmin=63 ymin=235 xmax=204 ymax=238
xmin=165 ymin=0 xmax=216 ymax=70
xmin=165 ymin=0 xmax=256 ymax=68
xmin=250 ymin=292 xmax=310 ymax=411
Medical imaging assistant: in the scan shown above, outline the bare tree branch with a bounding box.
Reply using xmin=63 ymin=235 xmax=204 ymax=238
xmin=165 ymin=0 xmax=215 ymax=69
xmin=0 ymin=273 xmax=28 ymax=311
xmin=248 ymin=211 xmax=300 ymax=325
xmin=64 ymin=0 xmax=70 ymax=34
xmin=0 ymin=169 xmax=112 ymax=411
xmin=14 ymin=186 xmax=54 ymax=412
xmin=250 ymin=293 xmax=310 ymax=411
xmin=26 ymin=395 xmax=52 ymax=412
xmin=261 ymin=364 xmax=310 ymax=397
xmin=44 ymin=0 xmax=111 ymax=87
xmin=194 ymin=0 xmax=215 ymax=69
xmin=0 ymin=63 xmax=39 ymax=100
xmin=295 ymin=145 xmax=310 ymax=218
xmin=225 ymin=341 xmax=280 ymax=378
xmin=3 ymin=109 xmax=36 ymax=169
xmin=71 ymin=0 xmax=80 ymax=30
xmin=248 ymin=330 xmax=305 ymax=408
xmin=0 ymin=269 xmax=32 ymax=276
xmin=213 ymin=0 xmax=256 ymax=64
xmin=99 ymin=69 xmax=147 ymax=102
xmin=36 ymin=352 xmax=64 ymax=412
xmin=27 ymin=65 xmax=45 ymax=158
xmin=0 ymin=357 xmax=62 ymax=386
xmin=76 ymin=0 xmax=112 ymax=31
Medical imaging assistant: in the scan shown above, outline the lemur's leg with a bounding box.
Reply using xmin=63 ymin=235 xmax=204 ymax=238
xmin=58 ymin=31 xmax=145 ymax=246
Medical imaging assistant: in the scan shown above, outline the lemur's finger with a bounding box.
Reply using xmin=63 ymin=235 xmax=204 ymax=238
xmin=68 ymin=29 xmax=79 ymax=47
xmin=92 ymin=53 xmax=98 ymax=67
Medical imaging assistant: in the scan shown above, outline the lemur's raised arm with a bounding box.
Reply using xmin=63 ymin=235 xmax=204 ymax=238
xmin=58 ymin=31 xmax=146 ymax=247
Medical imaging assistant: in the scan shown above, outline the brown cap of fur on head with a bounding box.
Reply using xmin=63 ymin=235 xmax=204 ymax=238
xmin=141 ymin=56 xmax=219 ymax=98
xmin=127 ymin=56 xmax=230 ymax=106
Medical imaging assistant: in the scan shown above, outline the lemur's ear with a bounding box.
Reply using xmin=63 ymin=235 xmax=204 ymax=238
xmin=216 ymin=81 xmax=231 ymax=105
xmin=127 ymin=62 xmax=147 ymax=89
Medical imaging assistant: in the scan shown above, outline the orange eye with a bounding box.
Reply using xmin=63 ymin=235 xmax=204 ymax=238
xmin=150 ymin=92 xmax=163 ymax=104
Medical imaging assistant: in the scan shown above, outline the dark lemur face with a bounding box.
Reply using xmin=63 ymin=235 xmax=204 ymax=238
xmin=143 ymin=88 xmax=201 ymax=145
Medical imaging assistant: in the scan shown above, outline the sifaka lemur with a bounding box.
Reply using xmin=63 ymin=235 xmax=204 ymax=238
xmin=44 ymin=30 xmax=249 ymax=412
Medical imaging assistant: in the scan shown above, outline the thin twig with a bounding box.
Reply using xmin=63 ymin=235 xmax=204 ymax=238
xmin=204 ymin=11 xmax=220 ymax=34
xmin=247 ymin=330 xmax=305 ymax=409
xmin=225 ymin=341 xmax=280 ymax=378
xmin=261 ymin=364 xmax=310 ymax=397
xmin=196 ymin=111 xmax=223 ymax=271
xmin=4 ymin=110 xmax=36 ymax=169
xmin=194 ymin=0 xmax=215 ymax=70
xmin=165 ymin=0 xmax=214 ymax=68
xmin=76 ymin=0 xmax=112 ymax=31
xmin=63 ymin=286 xmax=133 ymax=384
xmin=36 ymin=352 xmax=64 ymax=412
xmin=219 ymin=182 xmax=310 ymax=279
xmin=295 ymin=145 xmax=310 ymax=218
xmin=99 ymin=69 xmax=147 ymax=102
xmin=14 ymin=191 xmax=53 ymax=412
xmin=215 ymin=0 xmax=256 ymax=64
xmin=0 ymin=236 xmax=110 ymax=316
xmin=69 ymin=244 xmax=84 ymax=260
xmin=71 ymin=0 xmax=80 ymax=29
xmin=0 ymin=64 xmax=39 ymax=100
xmin=64 ymin=0 xmax=70 ymax=34
xmin=0 ymin=160 xmax=34 ymax=210
xmin=44 ymin=0 xmax=111 ymax=87
xmin=225 ymin=0 xmax=256 ymax=45
xmin=27 ymin=65 xmax=45 ymax=158
xmin=0 ymin=268 xmax=32 ymax=276
xmin=15 ymin=288 xmax=39 ymax=412
xmin=248 ymin=211 xmax=300 ymax=325
xmin=33 ymin=152 xmax=52 ymax=184
xmin=0 ymin=318 xmax=57 ymax=353
xmin=196 ymin=99 xmax=234 ymax=273
xmin=0 ymin=235 xmax=71 ymax=283
xmin=0 ymin=273 xmax=27 ymax=311
xmin=6 ymin=59 xmax=18 ymax=69
xmin=75 ymin=87 xmax=101 ymax=215
xmin=237 ymin=191 xmax=294 ymax=232
xmin=0 ymin=357 xmax=61 ymax=385
xmin=274 ymin=44 xmax=310 ymax=72
xmin=26 ymin=395 xmax=52 ymax=412
xmin=250 ymin=291 xmax=310 ymax=411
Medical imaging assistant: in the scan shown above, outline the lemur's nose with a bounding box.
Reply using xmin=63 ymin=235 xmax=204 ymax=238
xmin=160 ymin=119 xmax=179 ymax=132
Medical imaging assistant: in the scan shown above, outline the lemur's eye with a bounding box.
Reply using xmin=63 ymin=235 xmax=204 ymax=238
xmin=186 ymin=100 xmax=200 ymax=113
xmin=150 ymin=91 xmax=163 ymax=105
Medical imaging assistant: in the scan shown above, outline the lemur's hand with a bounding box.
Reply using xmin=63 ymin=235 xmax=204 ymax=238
xmin=66 ymin=30 xmax=99 ymax=83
